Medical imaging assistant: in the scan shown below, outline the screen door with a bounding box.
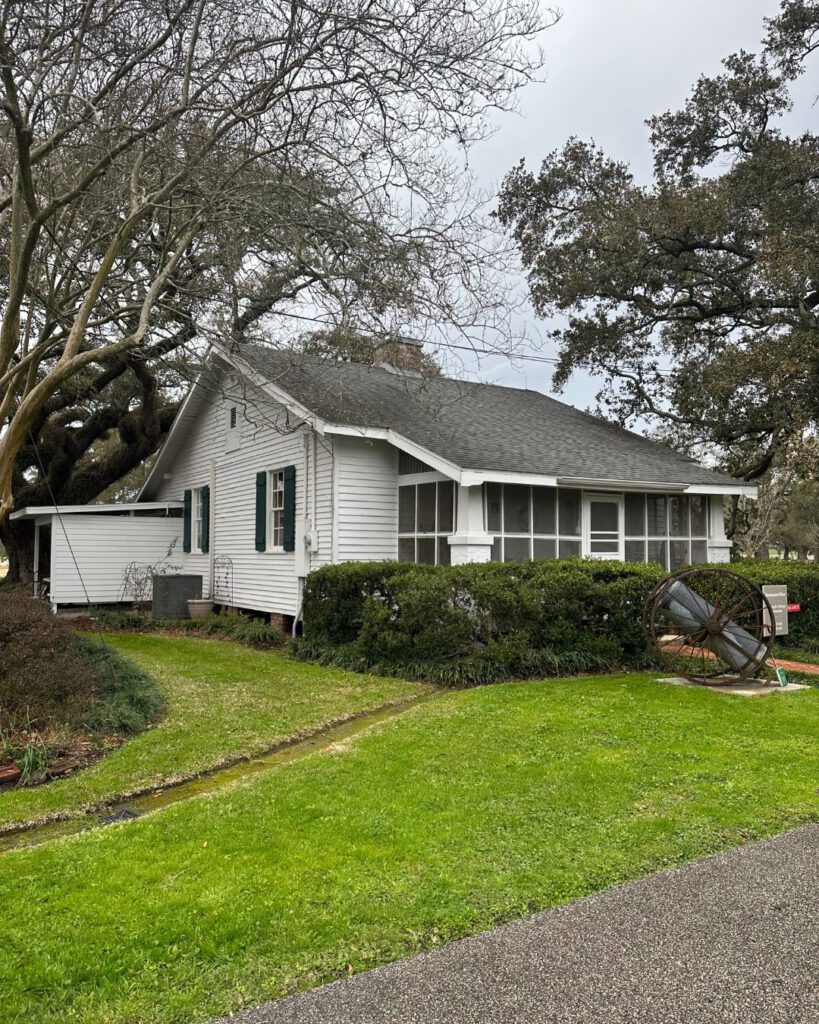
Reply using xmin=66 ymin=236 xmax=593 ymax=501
xmin=583 ymin=494 xmax=624 ymax=560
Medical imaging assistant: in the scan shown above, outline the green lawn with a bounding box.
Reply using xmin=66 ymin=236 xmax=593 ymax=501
xmin=0 ymin=634 xmax=428 ymax=829
xmin=3 ymin=672 xmax=818 ymax=1024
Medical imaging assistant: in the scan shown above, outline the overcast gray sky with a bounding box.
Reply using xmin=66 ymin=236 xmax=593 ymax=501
xmin=456 ymin=0 xmax=804 ymax=411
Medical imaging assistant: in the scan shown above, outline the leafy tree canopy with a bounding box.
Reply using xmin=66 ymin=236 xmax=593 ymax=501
xmin=497 ymin=0 xmax=819 ymax=482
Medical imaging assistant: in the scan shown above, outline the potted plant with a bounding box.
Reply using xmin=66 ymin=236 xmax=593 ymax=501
xmin=187 ymin=597 xmax=214 ymax=620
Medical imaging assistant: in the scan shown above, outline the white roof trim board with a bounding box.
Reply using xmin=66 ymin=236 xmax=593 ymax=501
xmin=10 ymin=502 xmax=183 ymax=520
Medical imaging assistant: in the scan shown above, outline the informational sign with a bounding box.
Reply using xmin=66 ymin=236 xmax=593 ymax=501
xmin=762 ymin=585 xmax=788 ymax=636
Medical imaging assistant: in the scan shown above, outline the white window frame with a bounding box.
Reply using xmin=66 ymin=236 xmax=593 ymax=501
xmin=267 ymin=469 xmax=285 ymax=552
xmin=624 ymin=493 xmax=710 ymax=570
xmin=193 ymin=486 xmax=206 ymax=553
xmin=484 ymin=486 xmax=710 ymax=567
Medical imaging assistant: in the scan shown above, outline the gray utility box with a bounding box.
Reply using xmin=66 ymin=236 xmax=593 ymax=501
xmin=152 ymin=574 xmax=203 ymax=619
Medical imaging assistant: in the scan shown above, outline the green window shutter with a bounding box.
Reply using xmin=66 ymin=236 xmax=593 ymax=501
xmin=183 ymin=490 xmax=192 ymax=553
xmin=255 ymin=471 xmax=267 ymax=551
xmin=201 ymin=485 xmax=210 ymax=554
xmin=283 ymin=465 xmax=296 ymax=553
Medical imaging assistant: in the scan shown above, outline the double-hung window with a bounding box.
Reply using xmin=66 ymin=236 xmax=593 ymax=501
xmin=269 ymin=470 xmax=285 ymax=550
xmin=193 ymin=487 xmax=206 ymax=552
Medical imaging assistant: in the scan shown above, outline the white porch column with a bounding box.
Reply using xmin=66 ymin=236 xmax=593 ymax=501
xmin=707 ymin=495 xmax=732 ymax=563
xmin=32 ymin=521 xmax=40 ymax=597
xmin=448 ymin=484 xmax=495 ymax=564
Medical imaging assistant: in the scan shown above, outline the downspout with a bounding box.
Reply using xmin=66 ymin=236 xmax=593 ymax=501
xmin=32 ymin=521 xmax=40 ymax=599
xmin=312 ymin=430 xmax=317 ymax=548
xmin=208 ymin=458 xmax=216 ymax=599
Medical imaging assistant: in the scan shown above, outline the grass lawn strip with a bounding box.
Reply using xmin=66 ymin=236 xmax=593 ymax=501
xmin=2 ymin=673 xmax=818 ymax=1024
xmin=0 ymin=633 xmax=429 ymax=830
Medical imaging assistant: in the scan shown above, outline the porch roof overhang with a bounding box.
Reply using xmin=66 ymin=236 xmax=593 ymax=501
xmin=324 ymin=426 xmax=758 ymax=497
xmin=10 ymin=501 xmax=183 ymax=521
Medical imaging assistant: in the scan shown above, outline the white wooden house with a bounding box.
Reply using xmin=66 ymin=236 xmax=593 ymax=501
xmin=13 ymin=343 xmax=756 ymax=624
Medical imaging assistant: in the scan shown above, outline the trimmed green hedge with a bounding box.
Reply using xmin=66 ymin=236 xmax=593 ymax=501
xmin=300 ymin=557 xmax=819 ymax=684
xmin=300 ymin=559 xmax=666 ymax=685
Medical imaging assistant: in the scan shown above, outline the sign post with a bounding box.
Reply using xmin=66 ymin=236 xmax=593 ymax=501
xmin=762 ymin=585 xmax=788 ymax=636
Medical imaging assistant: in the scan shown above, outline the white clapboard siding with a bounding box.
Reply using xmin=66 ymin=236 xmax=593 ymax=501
xmin=334 ymin=436 xmax=398 ymax=562
xmin=49 ymin=515 xmax=182 ymax=604
xmin=150 ymin=372 xmax=402 ymax=614
xmin=153 ymin=373 xmax=309 ymax=615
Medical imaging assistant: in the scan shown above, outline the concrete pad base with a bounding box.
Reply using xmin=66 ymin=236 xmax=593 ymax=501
xmin=658 ymin=676 xmax=810 ymax=696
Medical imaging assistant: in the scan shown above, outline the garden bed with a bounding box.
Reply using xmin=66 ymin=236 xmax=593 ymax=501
xmin=84 ymin=607 xmax=286 ymax=648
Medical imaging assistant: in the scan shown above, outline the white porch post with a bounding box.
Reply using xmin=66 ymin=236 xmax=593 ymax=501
xmin=32 ymin=521 xmax=40 ymax=597
xmin=707 ymin=495 xmax=732 ymax=563
xmin=448 ymin=484 xmax=495 ymax=564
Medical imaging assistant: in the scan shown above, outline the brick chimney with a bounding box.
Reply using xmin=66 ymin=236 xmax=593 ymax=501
xmin=372 ymin=338 xmax=425 ymax=374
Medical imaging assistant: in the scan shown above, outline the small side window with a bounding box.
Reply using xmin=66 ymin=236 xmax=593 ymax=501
xmin=230 ymin=407 xmax=237 ymax=429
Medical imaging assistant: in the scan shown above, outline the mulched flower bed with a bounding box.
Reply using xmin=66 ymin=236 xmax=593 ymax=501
xmin=0 ymin=728 xmax=122 ymax=789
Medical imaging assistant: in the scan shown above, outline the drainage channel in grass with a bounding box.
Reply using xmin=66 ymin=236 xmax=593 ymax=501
xmin=0 ymin=692 xmax=441 ymax=855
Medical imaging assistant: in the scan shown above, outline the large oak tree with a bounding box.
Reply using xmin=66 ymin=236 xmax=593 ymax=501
xmin=0 ymin=0 xmax=551 ymax=579
xmin=497 ymin=1 xmax=819 ymax=495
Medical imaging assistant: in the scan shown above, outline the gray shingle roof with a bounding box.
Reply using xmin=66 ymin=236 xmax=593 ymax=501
xmin=235 ymin=347 xmax=742 ymax=488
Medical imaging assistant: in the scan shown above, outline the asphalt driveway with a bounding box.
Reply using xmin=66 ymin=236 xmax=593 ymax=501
xmin=216 ymin=823 xmax=819 ymax=1024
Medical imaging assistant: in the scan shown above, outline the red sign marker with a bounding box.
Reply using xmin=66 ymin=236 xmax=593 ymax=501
xmin=787 ymin=603 xmax=801 ymax=613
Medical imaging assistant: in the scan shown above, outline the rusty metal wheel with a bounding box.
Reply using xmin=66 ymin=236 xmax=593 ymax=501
xmin=643 ymin=567 xmax=774 ymax=684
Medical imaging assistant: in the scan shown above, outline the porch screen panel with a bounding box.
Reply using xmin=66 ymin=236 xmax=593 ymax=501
xmin=625 ymin=493 xmax=709 ymax=570
xmin=398 ymin=480 xmax=455 ymax=565
xmin=486 ymin=485 xmax=582 ymax=562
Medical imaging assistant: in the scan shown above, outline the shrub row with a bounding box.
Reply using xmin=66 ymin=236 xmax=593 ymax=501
xmin=300 ymin=557 xmax=819 ymax=685
xmin=93 ymin=609 xmax=285 ymax=649
xmin=300 ymin=559 xmax=667 ymax=685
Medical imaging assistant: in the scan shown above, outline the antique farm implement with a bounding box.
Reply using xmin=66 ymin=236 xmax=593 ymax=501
xmin=644 ymin=567 xmax=774 ymax=684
